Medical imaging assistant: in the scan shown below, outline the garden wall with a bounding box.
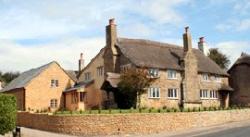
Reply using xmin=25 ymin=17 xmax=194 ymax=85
xmin=17 ymin=109 xmax=250 ymax=136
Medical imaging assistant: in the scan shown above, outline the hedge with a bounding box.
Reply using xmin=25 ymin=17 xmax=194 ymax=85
xmin=0 ymin=94 xmax=17 ymax=135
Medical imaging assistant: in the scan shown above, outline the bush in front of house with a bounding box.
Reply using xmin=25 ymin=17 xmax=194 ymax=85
xmin=0 ymin=94 xmax=17 ymax=135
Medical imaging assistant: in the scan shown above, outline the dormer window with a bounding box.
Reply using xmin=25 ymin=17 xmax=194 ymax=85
xmin=215 ymin=76 xmax=221 ymax=82
xmin=202 ymin=74 xmax=209 ymax=81
xmin=167 ymin=70 xmax=177 ymax=79
xmin=148 ymin=68 xmax=159 ymax=78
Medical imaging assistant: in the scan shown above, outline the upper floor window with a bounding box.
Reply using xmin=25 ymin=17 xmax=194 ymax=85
xmin=215 ymin=76 xmax=221 ymax=82
xmin=148 ymin=68 xmax=159 ymax=78
xmin=51 ymin=79 xmax=59 ymax=87
xmin=167 ymin=70 xmax=177 ymax=79
xmin=167 ymin=88 xmax=178 ymax=99
xmin=148 ymin=87 xmax=160 ymax=98
xmin=84 ymin=72 xmax=91 ymax=81
xmin=50 ymin=99 xmax=58 ymax=108
xmin=210 ymin=90 xmax=218 ymax=99
xmin=200 ymin=89 xmax=209 ymax=99
xmin=97 ymin=66 xmax=104 ymax=76
xmin=202 ymin=74 xmax=209 ymax=81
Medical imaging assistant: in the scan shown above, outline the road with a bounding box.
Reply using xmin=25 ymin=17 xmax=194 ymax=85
xmin=2 ymin=120 xmax=250 ymax=137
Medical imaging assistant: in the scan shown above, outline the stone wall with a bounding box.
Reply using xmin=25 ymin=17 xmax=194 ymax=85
xmin=17 ymin=109 xmax=250 ymax=136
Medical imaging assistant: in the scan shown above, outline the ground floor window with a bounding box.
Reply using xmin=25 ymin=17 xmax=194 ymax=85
xmin=210 ymin=90 xmax=218 ymax=99
xmin=148 ymin=87 xmax=160 ymax=98
xmin=71 ymin=92 xmax=78 ymax=103
xmin=50 ymin=99 xmax=57 ymax=108
xmin=168 ymin=88 xmax=178 ymax=99
xmin=200 ymin=89 xmax=209 ymax=99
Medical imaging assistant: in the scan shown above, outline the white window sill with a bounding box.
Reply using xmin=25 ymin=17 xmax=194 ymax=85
xmin=201 ymin=98 xmax=218 ymax=100
xmin=148 ymin=97 xmax=160 ymax=99
xmin=167 ymin=97 xmax=179 ymax=100
xmin=167 ymin=78 xmax=177 ymax=80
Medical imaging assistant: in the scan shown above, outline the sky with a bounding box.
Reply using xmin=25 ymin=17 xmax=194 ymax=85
xmin=0 ymin=0 xmax=250 ymax=72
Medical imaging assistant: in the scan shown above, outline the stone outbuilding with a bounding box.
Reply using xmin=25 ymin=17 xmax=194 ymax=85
xmin=0 ymin=61 xmax=75 ymax=111
xmin=228 ymin=53 xmax=250 ymax=106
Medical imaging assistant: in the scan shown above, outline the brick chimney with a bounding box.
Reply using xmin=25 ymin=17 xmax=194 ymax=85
xmin=106 ymin=18 xmax=118 ymax=55
xmin=198 ymin=37 xmax=209 ymax=56
xmin=183 ymin=26 xmax=192 ymax=52
xmin=78 ymin=53 xmax=84 ymax=72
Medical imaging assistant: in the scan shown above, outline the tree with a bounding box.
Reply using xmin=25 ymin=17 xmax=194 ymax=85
xmin=117 ymin=68 xmax=154 ymax=108
xmin=0 ymin=94 xmax=17 ymax=135
xmin=0 ymin=72 xmax=20 ymax=84
xmin=208 ymin=48 xmax=230 ymax=69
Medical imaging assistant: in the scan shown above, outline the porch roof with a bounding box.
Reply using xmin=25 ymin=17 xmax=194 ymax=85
xmin=219 ymin=85 xmax=234 ymax=92
xmin=64 ymin=80 xmax=94 ymax=93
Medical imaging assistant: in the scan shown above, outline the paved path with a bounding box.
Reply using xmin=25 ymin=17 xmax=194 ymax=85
xmin=7 ymin=120 xmax=250 ymax=137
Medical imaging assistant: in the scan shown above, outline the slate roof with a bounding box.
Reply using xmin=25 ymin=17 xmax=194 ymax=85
xmin=66 ymin=70 xmax=78 ymax=82
xmin=64 ymin=80 xmax=94 ymax=93
xmin=1 ymin=61 xmax=75 ymax=92
xmin=116 ymin=38 xmax=228 ymax=76
xmin=1 ymin=61 xmax=56 ymax=92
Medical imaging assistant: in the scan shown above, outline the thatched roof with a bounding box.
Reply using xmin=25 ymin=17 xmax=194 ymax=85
xmin=116 ymin=38 xmax=228 ymax=76
xmin=229 ymin=53 xmax=250 ymax=72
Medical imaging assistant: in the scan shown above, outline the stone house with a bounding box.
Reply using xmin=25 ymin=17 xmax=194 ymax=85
xmin=0 ymin=61 xmax=75 ymax=111
xmin=0 ymin=80 xmax=3 ymax=90
xmin=228 ymin=53 xmax=250 ymax=106
xmin=75 ymin=19 xmax=232 ymax=109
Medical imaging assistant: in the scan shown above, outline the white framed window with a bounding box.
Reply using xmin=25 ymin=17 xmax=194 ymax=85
xmin=148 ymin=87 xmax=160 ymax=98
xmin=97 ymin=66 xmax=104 ymax=76
xmin=167 ymin=88 xmax=178 ymax=99
xmin=84 ymin=72 xmax=91 ymax=81
xmin=50 ymin=99 xmax=58 ymax=108
xmin=215 ymin=76 xmax=221 ymax=83
xmin=51 ymin=79 xmax=59 ymax=87
xmin=167 ymin=70 xmax=177 ymax=79
xmin=202 ymin=74 xmax=209 ymax=81
xmin=200 ymin=89 xmax=209 ymax=99
xmin=148 ymin=68 xmax=159 ymax=77
xmin=210 ymin=90 xmax=218 ymax=99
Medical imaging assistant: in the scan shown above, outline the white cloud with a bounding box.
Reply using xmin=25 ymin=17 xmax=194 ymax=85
xmin=0 ymin=0 xmax=188 ymax=39
xmin=0 ymin=37 xmax=105 ymax=72
xmin=214 ymin=41 xmax=250 ymax=67
xmin=216 ymin=19 xmax=250 ymax=32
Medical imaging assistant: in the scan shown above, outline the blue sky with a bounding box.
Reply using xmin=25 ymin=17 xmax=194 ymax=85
xmin=0 ymin=0 xmax=249 ymax=72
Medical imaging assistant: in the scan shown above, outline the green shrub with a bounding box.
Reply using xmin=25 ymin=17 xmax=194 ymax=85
xmin=157 ymin=108 xmax=161 ymax=113
xmin=0 ymin=94 xmax=17 ymax=135
xmin=79 ymin=109 xmax=83 ymax=114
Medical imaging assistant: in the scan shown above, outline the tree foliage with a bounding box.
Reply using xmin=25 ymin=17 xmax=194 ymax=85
xmin=208 ymin=48 xmax=230 ymax=69
xmin=117 ymin=68 xmax=154 ymax=108
xmin=0 ymin=94 xmax=17 ymax=135
xmin=0 ymin=71 xmax=20 ymax=85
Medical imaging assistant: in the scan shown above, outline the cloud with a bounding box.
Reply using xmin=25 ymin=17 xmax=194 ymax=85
xmin=0 ymin=37 xmax=105 ymax=72
xmin=0 ymin=0 xmax=188 ymax=39
xmin=214 ymin=41 xmax=250 ymax=66
xmin=216 ymin=19 xmax=250 ymax=32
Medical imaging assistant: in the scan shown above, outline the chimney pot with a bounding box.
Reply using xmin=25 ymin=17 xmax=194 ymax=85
xmin=185 ymin=26 xmax=189 ymax=33
xmin=109 ymin=18 xmax=115 ymax=25
xmin=80 ymin=53 xmax=83 ymax=59
xmin=199 ymin=37 xmax=205 ymax=43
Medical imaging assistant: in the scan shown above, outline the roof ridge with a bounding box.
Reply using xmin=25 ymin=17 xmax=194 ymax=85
xmin=117 ymin=37 xmax=183 ymax=50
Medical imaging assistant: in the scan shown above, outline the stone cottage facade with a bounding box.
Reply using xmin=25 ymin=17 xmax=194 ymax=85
xmin=228 ymin=53 xmax=250 ymax=106
xmin=0 ymin=61 xmax=75 ymax=111
xmin=76 ymin=19 xmax=232 ymax=109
